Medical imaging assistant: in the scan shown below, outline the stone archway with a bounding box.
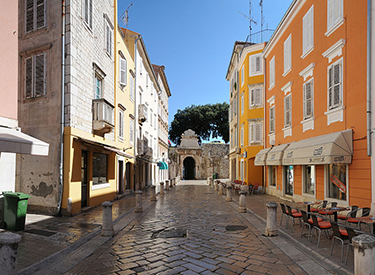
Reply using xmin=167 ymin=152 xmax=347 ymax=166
xmin=183 ymin=157 xmax=196 ymax=180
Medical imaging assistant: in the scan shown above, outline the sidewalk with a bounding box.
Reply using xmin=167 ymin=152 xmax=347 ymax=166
xmin=4 ymin=180 xmax=355 ymax=274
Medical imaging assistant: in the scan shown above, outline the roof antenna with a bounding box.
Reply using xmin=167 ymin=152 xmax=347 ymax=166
xmin=260 ymin=0 xmax=265 ymax=42
xmin=120 ymin=2 xmax=133 ymax=29
xmin=238 ymin=0 xmax=257 ymax=42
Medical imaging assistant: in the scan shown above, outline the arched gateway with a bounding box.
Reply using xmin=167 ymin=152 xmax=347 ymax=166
xmin=183 ymin=156 xmax=196 ymax=180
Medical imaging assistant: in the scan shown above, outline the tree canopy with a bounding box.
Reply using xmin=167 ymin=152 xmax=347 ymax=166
xmin=169 ymin=102 xmax=229 ymax=145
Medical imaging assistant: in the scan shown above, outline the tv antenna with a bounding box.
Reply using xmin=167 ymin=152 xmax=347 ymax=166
xmin=259 ymin=0 xmax=265 ymax=41
xmin=238 ymin=0 xmax=257 ymax=42
xmin=120 ymin=2 xmax=133 ymax=29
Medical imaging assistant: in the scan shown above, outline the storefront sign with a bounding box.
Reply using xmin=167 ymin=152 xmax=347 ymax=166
xmin=313 ymin=147 xmax=323 ymax=156
xmin=330 ymin=174 xmax=346 ymax=193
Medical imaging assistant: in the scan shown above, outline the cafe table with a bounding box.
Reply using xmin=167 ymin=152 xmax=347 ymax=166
xmin=321 ymin=206 xmax=348 ymax=222
xmin=356 ymin=216 xmax=375 ymax=234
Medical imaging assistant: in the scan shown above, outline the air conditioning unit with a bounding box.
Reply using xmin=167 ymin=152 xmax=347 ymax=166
xmin=138 ymin=104 xmax=148 ymax=123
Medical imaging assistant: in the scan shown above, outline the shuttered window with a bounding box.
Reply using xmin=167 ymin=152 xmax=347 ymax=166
xmin=105 ymin=20 xmax=113 ymax=57
xmin=269 ymin=56 xmax=275 ymax=89
xmin=303 ymin=80 xmax=314 ymax=119
xmin=241 ymin=94 xmax=244 ymax=115
xmin=129 ymin=118 xmax=134 ymax=144
xmin=25 ymin=53 xmax=47 ymax=99
xmin=303 ymin=6 xmax=314 ymax=56
xmin=249 ymin=122 xmax=263 ymax=144
xmin=83 ymin=0 xmax=93 ymax=29
xmin=284 ymin=35 xmax=292 ymax=74
xmin=119 ymin=110 xmax=124 ymax=140
xmin=241 ymin=66 xmax=244 ymax=86
xmin=327 ymin=0 xmax=343 ymax=31
xmin=284 ymin=95 xmax=292 ymax=127
xmin=130 ymin=75 xmax=134 ymax=102
xmin=249 ymin=87 xmax=262 ymax=107
xmin=328 ymin=60 xmax=342 ymax=110
xmin=119 ymin=56 xmax=127 ymax=86
xmin=26 ymin=0 xmax=46 ymax=33
xmin=249 ymin=54 xmax=262 ymax=76
xmin=240 ymin=126 xmax=244 ymax=147
xmin=269 ymin=106 xmax=275 ymax=134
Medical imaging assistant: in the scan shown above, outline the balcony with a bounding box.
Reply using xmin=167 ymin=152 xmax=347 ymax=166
xmin=138 ymin=104 xmax=148 ymax=124
xmin=92 ymin=98 xmax=114 ymax=135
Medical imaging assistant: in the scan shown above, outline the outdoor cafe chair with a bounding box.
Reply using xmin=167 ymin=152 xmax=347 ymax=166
xmin=311 ymin=214 xmax=332 ymax=248
xmin=286 ymin=205 xmax=302 ymax=232
xmin=300 ymin=210 xmax=313 ymax=240
xmin=337 ymin=205 xmax=358 ymax=221
xmin=310 ymin=200 xmax=328 ymax=213
xmin=319 ymin=202 xmax=338 ymax=218
xmin=330 ymin=221 xmax=349 ymax=262
xmin=279 ymin=203 xmax=289 ymax=228
xmin=346 ymin=207 xmax=371 ymax=230
xmin=344 ymin=226 xmax=361 ymax=265
xmin=249 ymin=183 xmax=259 ymax=195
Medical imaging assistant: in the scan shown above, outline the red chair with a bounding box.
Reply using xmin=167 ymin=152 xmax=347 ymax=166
xmin=310 ymin=200 xmax=327 ymax=213
xmin=311 ymin=214 xmax=332 ymax=248
xmin=337 ymin=205 xmax=358 ymax=221
xmin=346 ymin=207 xmax=371 ymax=230
xmin=249 ymin=183 xmax=259 ymax=195
xmin=286 ymin=205 xmax=302 ymax=232
xmin=330 ymin=221 xmax=349 ymax=262
xmin=300 ymin=210 xmax=313 ymax=239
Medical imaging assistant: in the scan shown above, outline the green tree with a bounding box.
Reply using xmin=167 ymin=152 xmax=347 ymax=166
xmin=169 ymin=103 xmax=229 ymax=145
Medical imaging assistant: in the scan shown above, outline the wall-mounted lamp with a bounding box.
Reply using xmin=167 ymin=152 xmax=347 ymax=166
xmin=270 ymin=140 xmax=276 ymax=148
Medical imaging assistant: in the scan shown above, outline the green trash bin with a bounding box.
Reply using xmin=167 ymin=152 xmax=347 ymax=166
xmin=213 ymin=174 xmax=216 ymax=180
xmin=3 ymin=192 xmax=31 ymax=231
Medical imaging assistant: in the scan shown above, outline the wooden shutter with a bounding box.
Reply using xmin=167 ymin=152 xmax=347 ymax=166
xmin=284 ymin=36 xmax=291 ymax=73
xmin=129 ymin=118 xmax=134 ymax=143
xmin=255 ymin=122 xmax=262 ymax=143
xmin=249 ymin=123 xmax=254 ymax=143
xmin=270 ymin=107 xmax=275 ymax=133
xmin=120 ymin=57 xmax=127 ymax=85
xmin=304 ymin=82 xmax=313 ymax=118
xmin=328 ymin=66 xmax=333 ymax=108
xmin=284 ymin=96 xmax=291 ymax=127
xmin=255 ymin=88 xmax=262 ymax=106
xmin=106 ymin=23 xmax=112 ymax=56
xmin=333 ymin=63 xmax=341 ymax=106
xmin=88 ymin=0 xmax=93 ymax=28
xmin=26 ymin=0 xmax=34 ymax=33
xmin=36 ymin=0 xmax=46 ymax=30
xmin=119 ymin=111 xmax=124 ymax=139
xmin=130 ymin=76 xmax=134 ymax=101
xmin=35 ymin=53 xmax=46 ymax=97
xmin=25 ymin=57 xmax=33 ymax=98
xmin=269 ymin=57 xmax=275 ymax=88
xmin=255 ymin=55 xmax=261 ymax=73
xmin=303 ymin=7 xmax=313 ymax=54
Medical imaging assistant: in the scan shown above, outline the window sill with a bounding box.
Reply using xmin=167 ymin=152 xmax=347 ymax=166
xmin=302 ymin=192 xmax=315 ymax=198
xmin=268 ymin=84 xmax=275 ymax=91
xmin=301 ymin=117 xmax=315 ymax=132
xmin=249 ymin=72 xmax=263 ymax=77
xmin=324 ymin=106 xmax=344 ymax=125
xmin=92 ymin=182 xmax=110 ymax=191
xmin=325 ymin=19 xmax=345 ymax=37
xmin=301 ymin=46 xmax=315 ymax=59
xmin=282 ymin=68 xmax=292 ymax=77
xmin=282 ymin=126 xmax=292 ymax=138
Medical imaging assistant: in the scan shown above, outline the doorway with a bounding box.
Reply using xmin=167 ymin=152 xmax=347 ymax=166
xmin=125 ymin=162 xmax=132 ymax=190
xmin=118 ymin=160 xmax=124 ymax=194
xmin=183 ymin=157 xmax=196 ymax=180
xmin=81 ymin=150 xmax=88 ymax=207
xmin=284 ymin=165 xmax=294 ymax=196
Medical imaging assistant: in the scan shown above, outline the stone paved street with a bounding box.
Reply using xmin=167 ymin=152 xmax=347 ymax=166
xmin=64 ymin=181 xmax=328 ymax=275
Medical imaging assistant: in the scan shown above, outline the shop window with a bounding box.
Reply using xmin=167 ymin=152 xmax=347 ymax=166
xmin=269 ymin=166 xmax=276 ymax=187
xmin=284 ymin=165 xmax=294 ymax=196
xmin=93 ymin=153 xmax=108 ymax=184
xmin=303 ymin=165 xmax=315 ymax=195
xmin=327 ymin=163 xmax=346 ymax=201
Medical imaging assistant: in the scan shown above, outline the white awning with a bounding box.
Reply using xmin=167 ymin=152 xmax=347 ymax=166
xmin=266 ymin=144 xmax=290 ymax=166
xmin=254 ymin=148 xmax=272 ymax=166
xmin=0 ymin=127 xmax=49 ymax=156
xmin=282 ymin=130 xmax=353 ymax=165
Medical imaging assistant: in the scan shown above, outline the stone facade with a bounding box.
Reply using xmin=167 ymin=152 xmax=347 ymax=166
xmin=169 ymin=130 xmax=229 ymax=180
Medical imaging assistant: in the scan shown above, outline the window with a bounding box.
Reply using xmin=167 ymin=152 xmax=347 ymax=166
xmin=26 ymin=0 xmax=46 ymax=33
xmin=269 ymin=106 xmax=275 ymax=134
xmin=249 ymin=53 xmax=262 ymax=76
xmin=119 ymin=56 xmax=127 ymax=86
xmin=240 ymin=126 xmax=244 ymax=147
xmin=303 ymin=165 xmax=315 ymax=195
xmin=327 ymin=0 xmax=343 ymax=32
xmin=241 ymin=94 xmax=244 ymax=115
xmin=241 ymin=66 xmax=244 ymax=86
xmin=303 ymin=79 xmax=314 ymax=119
xmin=327 ymin=163 xmax=346 ymax=201
xmin=150 ymin=110 xmax=153 ymax=127
xmin=284 ymin=165 xmax=294 ymax=196
xmin=25 ymin=52 xmax=47 ymax=98
xmin=249 ymin=121 xmax=263 ymax=144
xmin=269 ymin=166 xmax=276 ymax=187
xmin=94 ymin=74 xmax=102 ymax=99
xmin=284 ymin=35 xmax=292 ymax=74
xmin=129 ymin=117 xmax=134 ymax=144
xmin=130 ymin=75 xmax=134 ymax=102
xmin=83 ymin=0 xmax=93 ymax=29
xmin=284 ymin=95 xmax=292 ymax=128
xmin=269 ymin=56 xmax=275 ymax=89
xmin=303 ymin=6 xmax=314 ymax=56
xmin=118 ymin=110 xmax=124 ymax=140
xmin=93 ymin=153 xmax=107 ymax=184
xmin=249 ymin=87 xmax=262 ymax=107
xmin=105 ymin=19 xmax=113 ymax=57
xmin=146 ymin=73 xmax=149 ymax=87
xmin=328 ymin=60 xmax=342 ymax=110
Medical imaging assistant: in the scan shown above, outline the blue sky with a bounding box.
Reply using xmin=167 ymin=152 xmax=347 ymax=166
xmin=118 ymin=0 xmax=293 ymax=127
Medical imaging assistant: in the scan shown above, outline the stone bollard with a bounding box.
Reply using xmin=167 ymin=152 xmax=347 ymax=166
xmin=0 ymin=232 xmax=22 ymax=275
xmin=226 ymin=186 xmax=232 ymax=202
xmin=265 ymin=202 xmax=278 ymax=236
xmin=134 ymin=191 xmax=143 ymax=213
xmin=218 ymin=182 xmax=223 ymax=195
xmin=150 ymin=185 xmax=156 ymax=201
xmin=207 ymin=177 xmax=210 ymax=185
xmin=169 ymin=179 xmax=173 ymax=188
xmin=165 ymin=180 xmax=170 ymax=191
xmin=102 ymin=201 xmax=114 ymax=237
xmin=239 ymin=191 xmax=247 ymax=213
xmin=353 ymin=234 xmax=375 ymax=274
xmin=160 ymin=182 xmax=165 ymax=195
xmin=214 ymin=180 xmax=218 ymax=191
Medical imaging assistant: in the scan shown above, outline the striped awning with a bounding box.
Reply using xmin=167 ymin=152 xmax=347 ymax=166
xmin=157 ymin=161 xmax=168 ymax=170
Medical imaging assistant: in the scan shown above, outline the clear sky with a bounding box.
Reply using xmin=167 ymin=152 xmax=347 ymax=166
xmin=117 ymin=0 xmax=293 ymax=127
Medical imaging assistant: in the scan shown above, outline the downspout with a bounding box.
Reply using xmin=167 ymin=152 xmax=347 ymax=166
xmin=368 ymin=0 xmax=372 ymax=157
xmin=134 ymin=34 xmax=141 ymax=189
xmin=263 ymin=54 xmax=267 ymax=194
xmin=56 ymin=0 xmax=66 ymax=214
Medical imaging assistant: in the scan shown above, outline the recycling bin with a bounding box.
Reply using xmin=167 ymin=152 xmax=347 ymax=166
xmin=3 ymin=192 xmax=31 ymax=231
xmin=213 ymin=173 xmax=216 ymax=180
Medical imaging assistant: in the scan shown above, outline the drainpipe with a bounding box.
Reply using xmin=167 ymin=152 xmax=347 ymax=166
xmin=56 ymin=0 xmax=66 ymax=215
xmin=368 ymin=0 xmax=372 ymax=157
xmin=134 ymin=34 xmax=141 ymax=189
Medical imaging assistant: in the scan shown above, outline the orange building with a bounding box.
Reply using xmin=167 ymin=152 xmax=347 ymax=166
xmin=256 ymin=0 xmax=370 ymax=207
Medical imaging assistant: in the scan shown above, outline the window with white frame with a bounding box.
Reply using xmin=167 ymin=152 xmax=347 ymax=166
xmin=119 ymin=55 xmax=127 ymax=86
xmin=249 ymin=86 xmax=262 ymax=107
xmin=249 ymin=121 xmax=263 ymax=144
xmin=327 ymin=0 xmax=343 ymax=32
xmin=284 ymin=95 xmax=292 ymax=128
xmin=241 ymin=66 xmax=244 ymax=86
xmin=118 ymin=110 xmax=124 ymax=140
xmin=241 ymin=93 xmax=244 ymax=115
xmin=130 ymin=75 xmax=134 ymax=101
xmin=240 ymin=125 xmax=244 ymax=147
xmin=328 ymin=59 xmax=343 ymax=110
xmin=269 ymin=166 xmax=276 ymax=187
xmin=25 ymin=52 xmax=47 ymax=98
xmin=303 ymin=79 xmax=314 ymax=119
xmin=269 ymin=106 xmax=275 ymax=134
xmin=129 ymin=117 xmax=134 ymax=144
xmin=150 ymin=110 xmax=153 ymax=127
xmin=284 ymin=35 xmax=292 ymax=74
xmin=83 ymin=0 xmax=93 ymax=29
xmin=94 ymin=73 xmax=102 ymax=99
xmin=154 ymin=114 xmax=157 ymax=130
xmin=249 ymin=53 xmax=262 ymax=76
xmin=303 ymin=165 xmax=315 ymax=195
xmin=269 ymin=56 xmax=275 ymax=89
xmin=26 ymin=0 xmax=46 ymax=33
xmin=303 ymin=6 xmax=314 ymax=56
xmin=104 ymin=17 xmax=113 ymax=57
xmin=146 ymin=73 xmax=149 ymax=87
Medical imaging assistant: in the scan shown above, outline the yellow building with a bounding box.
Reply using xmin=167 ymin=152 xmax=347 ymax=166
xmin=227 ymin=42 xmax=266 ymax=186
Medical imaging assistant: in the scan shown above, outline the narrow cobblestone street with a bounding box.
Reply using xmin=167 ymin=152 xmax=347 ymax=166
xmin=67 ymin=181 xmax=308 ymax=275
